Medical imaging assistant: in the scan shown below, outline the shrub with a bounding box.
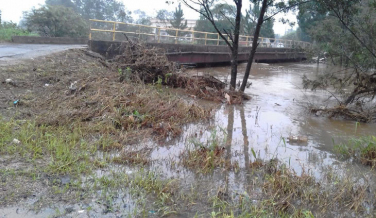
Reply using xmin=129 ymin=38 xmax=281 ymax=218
xmin=0 ymin=21 xmax=37 ymax=41
xmin=24 ymin=5 xmax=89 ymax=37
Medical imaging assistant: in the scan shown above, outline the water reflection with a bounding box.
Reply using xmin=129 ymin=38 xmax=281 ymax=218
xmin=225 ymin=105 xmax=234 ymax=157
xmin=240 ymin=106 xmax=249 ymax=168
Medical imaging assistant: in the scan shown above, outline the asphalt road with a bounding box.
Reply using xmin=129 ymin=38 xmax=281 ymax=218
xmin=0 ymin=43 xmax=86 ymax=65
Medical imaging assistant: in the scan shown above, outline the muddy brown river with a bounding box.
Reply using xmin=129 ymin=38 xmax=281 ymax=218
xmin=150 ymin=62 xmax=376 ymax=173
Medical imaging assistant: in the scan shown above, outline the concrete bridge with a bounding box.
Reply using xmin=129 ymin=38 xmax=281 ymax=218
xmin=89 ymin=40 xmax=307 ymax=65
xmin=88 ymin=19 xmax=310 ymax=65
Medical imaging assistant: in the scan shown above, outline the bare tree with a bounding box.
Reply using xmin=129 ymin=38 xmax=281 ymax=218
xmin=240 ymin=0 xmax=268 ymax=91
xmin=240 ymin=0 xmax=310 ymax=91
xmin=182 ymin=0 xmax=308 ymax=92
xmin=182 ymin=0 xmax=243 ymax=90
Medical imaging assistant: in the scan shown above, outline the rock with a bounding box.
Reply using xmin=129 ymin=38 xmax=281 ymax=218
xmin=12 ymin=138 xmax=20 ymax=144
xmin=5 ymin=78 xmax=16 ymax=86
xmin=69 ymin=81 xmax=78 ymax=91
xmin=287 ymin=136 xmax=308 ymax=143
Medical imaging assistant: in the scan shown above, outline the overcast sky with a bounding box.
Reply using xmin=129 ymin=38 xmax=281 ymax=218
xmin=0 ymin=0 xmax=297 ymax=35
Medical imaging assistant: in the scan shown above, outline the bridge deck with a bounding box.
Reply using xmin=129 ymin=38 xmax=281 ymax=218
xmin=89 ymin=40 xmax=307 ymax=65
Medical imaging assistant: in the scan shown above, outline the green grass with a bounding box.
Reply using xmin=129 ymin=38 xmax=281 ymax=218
xmin=335 ymin=135 xmax=376 ymax=166
xmin=0 ymin=119 xmax=100 ymax=175
xmin=0 ymin=22 xmax=38 ymax=41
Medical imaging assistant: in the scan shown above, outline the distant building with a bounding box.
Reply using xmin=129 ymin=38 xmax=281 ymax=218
xmin=150 ymin=19 xmax=197 ymax=30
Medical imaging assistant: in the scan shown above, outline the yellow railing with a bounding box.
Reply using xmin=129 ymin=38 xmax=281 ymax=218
xmin=89 ymin=19 xmax=312 ymax=49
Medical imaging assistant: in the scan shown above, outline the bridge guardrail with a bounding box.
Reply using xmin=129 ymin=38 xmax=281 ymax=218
xmin=89 ymin=19 xmax=311 ymax=49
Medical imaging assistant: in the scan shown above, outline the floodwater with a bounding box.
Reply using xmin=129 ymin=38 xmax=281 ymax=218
xmin=146 ymin=62 xmax=376 ymax=204
xmin=2 ymin=62 xmax=376 ymax=217
xmin=150 ymin=62 xmax=376 ymax=170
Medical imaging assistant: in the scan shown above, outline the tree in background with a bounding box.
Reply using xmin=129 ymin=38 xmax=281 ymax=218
xmin=244 ymin=1 xmax=275 ymax=38
xmin=45 ymin=0 xmax=77 ymax=10
xmin=170 ymin=3 xmax=188 ymax=30
xmin=24 ymin=5 xmax=88 ymax=37
xmin=296 ymin=1 xmax=327 ymax=42
xmin=156 ymin=9 xmax=172 ymax=23
xmin=194 ymin=4 xmax=237 ymax=44
xmin=134 ymin=10 xmax=151 ymax=25
xmin=45 ymin=0 xmax=129 ymax=21
xmin=0 ymin=10 xmax=2 ymax=24
xmin=303 ymin=0 xmax=376 ymax=111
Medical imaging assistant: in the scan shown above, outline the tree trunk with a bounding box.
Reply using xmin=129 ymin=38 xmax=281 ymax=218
xmin=239 ymin=0 xmax=268 ymax=92
xmin=229 ymin=0 xmax=242 ymax=90
xmin=230 ymin=50 xmax=238 ymax=90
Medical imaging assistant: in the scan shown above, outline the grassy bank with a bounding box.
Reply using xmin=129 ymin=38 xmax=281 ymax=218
xmin=0 ymin=22 xmax=37 ymax=42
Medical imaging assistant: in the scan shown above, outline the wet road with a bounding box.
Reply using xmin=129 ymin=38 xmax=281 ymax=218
xmin=0 ymin=43 xmax=86 ymax=65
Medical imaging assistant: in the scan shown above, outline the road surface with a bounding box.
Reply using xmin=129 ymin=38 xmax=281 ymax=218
xmin=0 ymin=43 xmax=86 ymax=65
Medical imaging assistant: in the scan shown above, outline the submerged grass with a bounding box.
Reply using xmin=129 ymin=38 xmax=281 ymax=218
xmin=335 ymin=135 xmax=376 ymax=167
xmin=181 ymin=128 xmax=231 ymax=173
xmin=1 ymin=117 xmax=375 ymax=217
xmin=200 ymin=159 xmax=374 ymax=218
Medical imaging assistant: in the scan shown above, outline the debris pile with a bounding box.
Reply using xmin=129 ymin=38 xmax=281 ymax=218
xmin=107 ymin=39 xmax=249 ymax=103
xmin=311 ymin=105 xmax=375 ymax=122
xmin=107 ymin=39 xmax=175 ymax=83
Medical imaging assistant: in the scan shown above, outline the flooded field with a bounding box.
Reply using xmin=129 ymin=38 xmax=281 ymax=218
xmin=2 ymin=57 xmax=376 ymax=217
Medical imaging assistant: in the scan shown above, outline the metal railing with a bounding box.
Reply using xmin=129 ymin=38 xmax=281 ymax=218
xmin=89 ymin=19 xmax=312 ymax=49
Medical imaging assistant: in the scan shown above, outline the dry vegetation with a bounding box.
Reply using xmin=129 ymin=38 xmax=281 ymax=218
xmin=0 ymin=46 xmax=215 ymax=144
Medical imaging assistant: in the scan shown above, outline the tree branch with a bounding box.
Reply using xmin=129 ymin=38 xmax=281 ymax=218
xmin=264 ymin=0 xmax=312 ymax=22
xmin=181 ymin=0 xmax=233 ymax=49
xmin=325 ymin=3 xmax=376 ymax=59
